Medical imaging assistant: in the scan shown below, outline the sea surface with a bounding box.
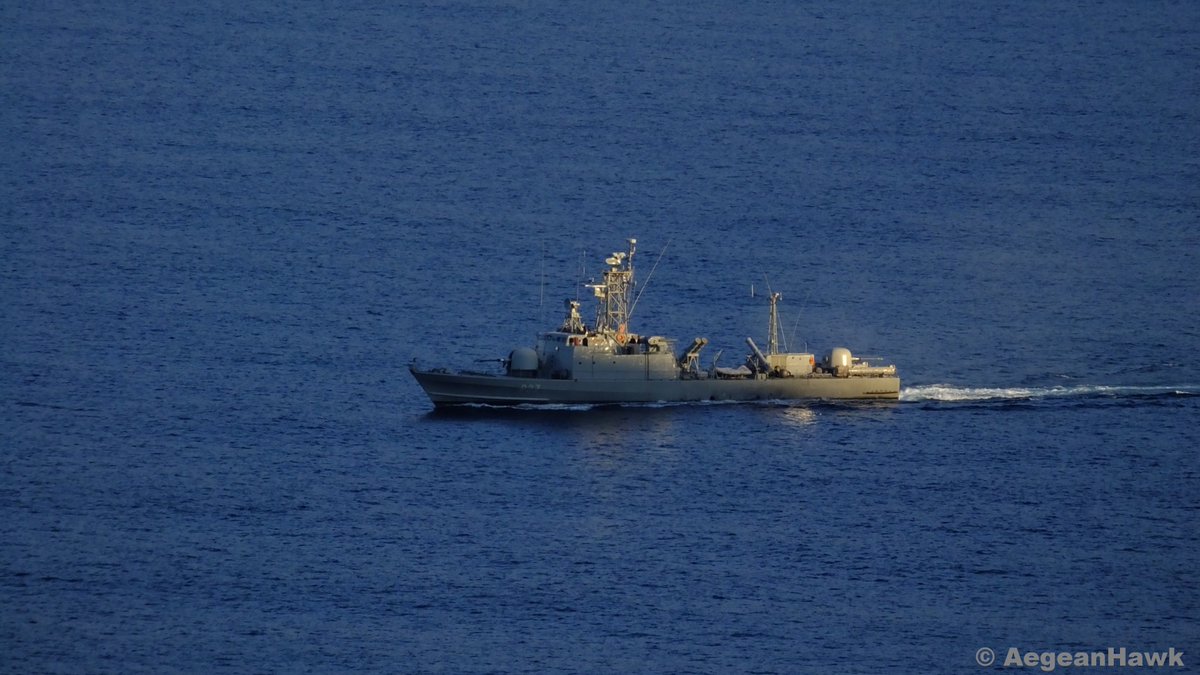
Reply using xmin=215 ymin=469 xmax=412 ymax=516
xmin=3 ymin=1 xmax=1198 ymax=673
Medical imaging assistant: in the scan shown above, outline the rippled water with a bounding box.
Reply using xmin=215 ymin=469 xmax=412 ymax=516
xmin=3 ymin=1 xmax=1198 ymax=672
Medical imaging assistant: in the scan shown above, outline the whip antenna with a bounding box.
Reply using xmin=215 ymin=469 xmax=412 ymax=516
xmin=629 ymin=239 xmax=669 ymax=320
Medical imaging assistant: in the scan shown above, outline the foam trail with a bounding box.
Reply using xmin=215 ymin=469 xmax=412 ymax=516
xmin=512 ymin=403 xmax=596 ymax=411
xmin=901 ymin=384 xmax=1199 ymax=402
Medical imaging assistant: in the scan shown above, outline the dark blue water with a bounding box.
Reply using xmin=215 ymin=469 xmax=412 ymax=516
xmin=3 ymin=1 xmax=1198 ymax=672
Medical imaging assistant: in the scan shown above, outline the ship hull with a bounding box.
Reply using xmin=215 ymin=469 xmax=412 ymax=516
xmin=410 ymin=367 xmax=900 ymax=406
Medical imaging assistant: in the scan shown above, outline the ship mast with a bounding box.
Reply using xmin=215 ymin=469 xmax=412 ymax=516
xmin=767 ymin=291 xmax=782 ymax=355
xmin=588 ymin=238 xmax=636 ymax=340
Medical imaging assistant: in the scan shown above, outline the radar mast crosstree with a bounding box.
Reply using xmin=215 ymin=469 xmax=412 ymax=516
xmin=587 ymin=238 xmax=636 ymax=341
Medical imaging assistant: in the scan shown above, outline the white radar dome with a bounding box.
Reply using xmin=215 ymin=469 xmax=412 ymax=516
xmin=508 ymin=347 xmax=539 ymax=373
xmin=827 ymin=347 xmax=852 ymax=369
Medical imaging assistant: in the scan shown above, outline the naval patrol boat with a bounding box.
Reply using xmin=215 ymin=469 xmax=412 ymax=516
xmin=410 ymin=239 xmax=899 ymax=407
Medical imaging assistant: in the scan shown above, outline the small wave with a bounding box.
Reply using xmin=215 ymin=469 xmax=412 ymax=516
xmin=515 ymin=403 xmax=597 ymax=411
xmin=901 ymin=383 xmax=1199 ymax=403
xmin=446 ymin=398 xmax=792 ymax=413
xmin=458 ymin=402 xmax=598 ymax=412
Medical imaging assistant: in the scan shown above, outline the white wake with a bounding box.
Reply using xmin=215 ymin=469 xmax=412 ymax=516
xmin=900 ymin=383 xmax=1198 ymax=402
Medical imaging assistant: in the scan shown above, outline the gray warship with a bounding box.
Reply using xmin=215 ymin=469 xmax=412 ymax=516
xmin=410 ymin=239 xmax=899 ymax=407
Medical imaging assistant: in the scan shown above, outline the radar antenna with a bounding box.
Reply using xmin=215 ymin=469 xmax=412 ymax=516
xmin=559 ymin=299 xmax=586 ymax=334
